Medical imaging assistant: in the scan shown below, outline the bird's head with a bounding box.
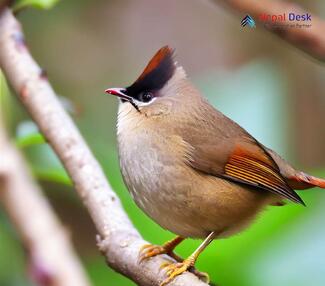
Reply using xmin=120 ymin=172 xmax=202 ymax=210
xmin=105 ymin=46 xmax=192 ymax=117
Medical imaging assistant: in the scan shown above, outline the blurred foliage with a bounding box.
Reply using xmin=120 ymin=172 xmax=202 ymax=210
xmin=15 ymin=132 xmax=45 ymax=148
xmin=0 ymin=70 xmax=9 ymax=127
xmin=13 ymin=0 xmax=60 ymax=12
xmin=15 ymin=121 xmax=45 ymax=148
xmin=0 ymin=1 xmax=324 ymax=286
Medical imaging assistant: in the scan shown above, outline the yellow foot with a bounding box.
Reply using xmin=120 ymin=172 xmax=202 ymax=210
xmin=139 ymin=244 xmax=168 ymax=263
xmin=160 ymin=259 xmax=193 ymax=286
xmin=159 ymin=261 xmax=209 ymax=285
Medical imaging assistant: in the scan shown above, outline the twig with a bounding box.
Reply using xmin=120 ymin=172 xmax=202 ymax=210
xmin=0 ymin=120 xmax=91 ymax=286
xmin=212 ymin=0 xmax=325 ymax=61
xmin=0 ymin=8 xmax=208 ymax=286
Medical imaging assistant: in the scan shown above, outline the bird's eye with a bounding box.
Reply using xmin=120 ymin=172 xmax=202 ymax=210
xmin=138 ymin=92 xmax=153 ymax=103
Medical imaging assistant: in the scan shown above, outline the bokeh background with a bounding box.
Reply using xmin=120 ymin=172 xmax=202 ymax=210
xmin=1 ymin=0 xmax=325 ymax=285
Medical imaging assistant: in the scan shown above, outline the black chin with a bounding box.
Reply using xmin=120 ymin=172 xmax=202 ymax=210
xmin=129 ymin=101 xmax=140 ymax=112
xmin=120 ymin=97 xmax=140 ymax=112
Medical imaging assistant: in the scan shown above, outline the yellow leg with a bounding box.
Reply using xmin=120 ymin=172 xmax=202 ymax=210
xmin=139 ymin=236 xmax=184 ymax=262
xmin=160 ymin=231 xmax=216 ymax=286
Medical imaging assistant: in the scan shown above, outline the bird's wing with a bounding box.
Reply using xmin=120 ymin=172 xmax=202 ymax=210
xmin=180 ymin=108 xmax=304 ymax=205
xmin=221 ymin=139 xmax=304 ymax=205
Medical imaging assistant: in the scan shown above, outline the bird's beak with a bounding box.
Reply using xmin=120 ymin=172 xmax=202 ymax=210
xmin=105 ymin=87 xmax=133 ymax=102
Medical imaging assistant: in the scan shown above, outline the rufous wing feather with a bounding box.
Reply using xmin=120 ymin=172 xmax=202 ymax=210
xmin=223 ymin=143 xmax=305 ymax=205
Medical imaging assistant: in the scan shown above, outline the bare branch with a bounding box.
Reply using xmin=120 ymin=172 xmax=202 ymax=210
xmin=0 ymin=8 xmax=208 ymax=286
xmin=212 ymin=0 xmax=325 ymax=61
xmin=0 ymin=120 xmax=91 ymax=286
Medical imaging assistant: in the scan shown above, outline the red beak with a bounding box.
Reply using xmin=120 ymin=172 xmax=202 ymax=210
xmin=105 ymin=87 xmax=133 ymax=102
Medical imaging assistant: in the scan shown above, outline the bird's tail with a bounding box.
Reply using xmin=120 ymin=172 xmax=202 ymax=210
xmin=265 ymin=148 xmax=325 ymax=191
xmin=287 ymin=172 xmax=325 ymax=190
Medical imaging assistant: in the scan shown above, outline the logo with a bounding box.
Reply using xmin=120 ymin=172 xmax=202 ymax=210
xmin=259 ymin=12 xmax=312 ymax=29
xmin=240 ymin=13 xmax=312 ymax=29
xmin=259 ymin=13 xmax=311 ymax=22
xmin=241 ymin=15 xmax=256 ymax=28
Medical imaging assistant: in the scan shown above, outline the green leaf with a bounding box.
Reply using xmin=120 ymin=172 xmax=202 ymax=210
xmin=0 ymin=69 xmax=10 ymax=126
xmin=15 ymin=120 xmax=46 ymax=148
xmin=15 ymin=132 xmax=46 ymax=148
xmin=33 ymin=167 xmax=72 ymax=186
xmin=13 ymin=0 xmax=60 ymax=12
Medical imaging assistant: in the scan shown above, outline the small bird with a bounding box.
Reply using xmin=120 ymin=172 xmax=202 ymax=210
xmin=105 ymin=46 xmax=325 ymax=285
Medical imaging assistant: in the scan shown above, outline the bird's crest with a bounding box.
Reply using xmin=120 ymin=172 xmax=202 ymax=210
xmin=127 ymin=46 xmax=176 ymax=96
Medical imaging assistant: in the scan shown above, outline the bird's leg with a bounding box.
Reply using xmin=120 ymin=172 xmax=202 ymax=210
xmin=160 ymin=231 xmax=217 ymax=286
xmin=139 ymin=236 xmax=185 ymax=262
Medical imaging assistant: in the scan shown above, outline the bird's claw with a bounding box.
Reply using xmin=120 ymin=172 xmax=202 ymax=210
xmin=139 ymin=244 xmax=166 ymax=263
xmin=159 ymin=260 xmax=209 ymax=285
xmin=160 ymin=260 xmax=192 ymax=286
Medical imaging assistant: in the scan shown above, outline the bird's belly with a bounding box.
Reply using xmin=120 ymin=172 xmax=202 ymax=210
xmin=119 ymin=142 xmax=273 ymax=239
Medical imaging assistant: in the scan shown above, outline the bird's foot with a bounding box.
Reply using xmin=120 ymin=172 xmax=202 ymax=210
xmin=160 ymin=257 xmax=200 ymax=286
xmin=139 ymin=243 xmax=181 ymax=263
xmin=139 ymin=237 xmax=184 ymax=263
xmin=139 ymin=244 xmax=166 ymax=262
xmin=139 ymin=236 xmax=185 ymax=263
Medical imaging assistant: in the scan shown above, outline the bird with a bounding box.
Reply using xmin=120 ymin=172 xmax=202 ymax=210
xmin=105 ymin=46 xmax=325 ymax=286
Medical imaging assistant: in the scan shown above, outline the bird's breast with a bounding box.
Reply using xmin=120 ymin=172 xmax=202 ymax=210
xmin=117 ymin=102 xmax=196 ymax=225
xmin=117 ymin=110 xmax=192 ymax=201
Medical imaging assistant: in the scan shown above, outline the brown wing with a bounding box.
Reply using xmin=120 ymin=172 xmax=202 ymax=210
xmin=222 ymin=141 xmax=304 ymax=205
xmin=179 ymin=104 xmax=304 ymax=205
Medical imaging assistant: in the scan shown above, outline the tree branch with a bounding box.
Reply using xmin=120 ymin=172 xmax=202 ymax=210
xmin=0 ymin=8 xmax=208 ymax=286
xmin=0 ymin=120 xmax=91 ymax=286
xmin=212 ymin=0 xmax=325 ymax=61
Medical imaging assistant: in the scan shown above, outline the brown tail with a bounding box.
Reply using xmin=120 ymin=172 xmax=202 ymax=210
xmin=287 ymin=172 xmax=325 ymax=190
